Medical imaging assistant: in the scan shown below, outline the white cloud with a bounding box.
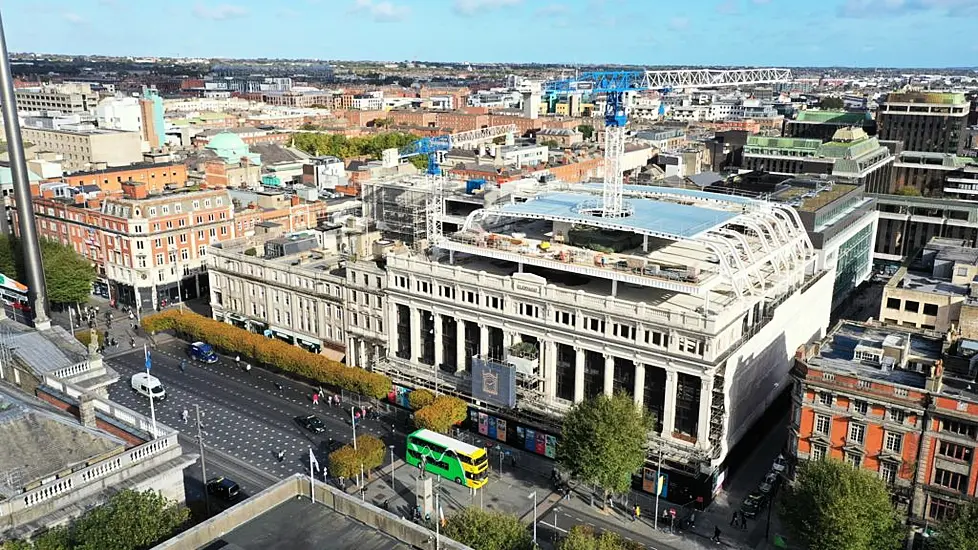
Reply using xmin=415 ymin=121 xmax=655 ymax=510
xmin=350 ymin=0 xmax=410 ymax=22
xmin=536 ymin=3 xmax=570 ymax=17
xmin=62 ymin=12 xmax=86 ymax=23
xmin=192 ymin=3 xmax=249 ymax=20
xmin=453 ymin=0 xmax=523 ymax=17
xmin=716 ymin=0 xmax=739 ymax=13
xmin=668 ymin=16 xmax=689 ymax=30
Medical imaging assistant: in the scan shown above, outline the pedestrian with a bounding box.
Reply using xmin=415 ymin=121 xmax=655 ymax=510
xmin=130 ymin=337 xmax=135 ymax=348
xmin=182 ymin=409 xmax=189 ymax=424
xmin=632 ymin=504 xmax=640 ymax=521
xmin=355 ymin=411 xmax=361 ymax=421
xmin=318 ymin=387 xmax=324 ymax=399
xmin=712 ymin=526 xmax=721 ymax=543
xmin=277 ymin=450 xmax=285 ymax=462
xmin=129 ymin=311 xmax=134 ymax=321
xmin=730 ymin=511 xmax=738 ymax=526
xmin=608 ymin=496 xmax=614 ymax=511
xmin=235 ymin=355 xmax=240 ymax=366
xmin=275 ymin=382 xmax=283 ymax=392
xmin=180 ymin=359 xmax=187 ymax=373
xmin=739 ymin=513 xmax=747 ymax=530
xmin=245 ymin=363 xmax=252 ymax=374
xmin=312 ymin=392 xmax=320 ymax=405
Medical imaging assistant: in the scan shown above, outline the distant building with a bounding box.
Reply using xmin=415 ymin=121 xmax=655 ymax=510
xmin=20 ymin=126 xmax=143 ymax=173
xmin=783 ymin=110 xmax=876 ymax=142
xmin=890 ymin=151 xmax=977 ymax=197
xmin=873 ymin=194 xmax=978 ymax=263
xmin=15 ymin=83 xmax=99 ymax=114
xmin=877 ymin=92 xmax=969 ymax=154
xmin=61 ymin=161 xmax=188 ymax=195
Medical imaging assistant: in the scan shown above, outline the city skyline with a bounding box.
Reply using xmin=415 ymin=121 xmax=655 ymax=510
xmin=6 ymin=0 xmax=978 ymax=68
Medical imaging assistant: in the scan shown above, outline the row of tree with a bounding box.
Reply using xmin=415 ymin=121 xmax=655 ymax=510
xmin=291 ymin=131 xmax=425 ymax=163
xmin=0 ymin=235 xmax=96 ymax=305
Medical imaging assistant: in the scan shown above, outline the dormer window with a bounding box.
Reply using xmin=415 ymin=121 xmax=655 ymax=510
xmin=854 ymin=350 xmax=881 ymax=363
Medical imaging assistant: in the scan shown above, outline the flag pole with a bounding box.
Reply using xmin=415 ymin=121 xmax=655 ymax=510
xmin=309 ymin=447 xmax=316 ymax=503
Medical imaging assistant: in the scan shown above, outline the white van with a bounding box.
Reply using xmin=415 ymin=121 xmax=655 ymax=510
xmin=131 ymin=372 xmax=166 ymax=400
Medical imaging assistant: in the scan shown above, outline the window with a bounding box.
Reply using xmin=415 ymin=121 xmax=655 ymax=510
xmin=848 ymin=423 xmax=865 ymax=444
xmin=823 ymin=372 xmax=836 ymax=382
xmin=585 ymin=317 xmax=605 ymax=333
xmin=192 ymin=200 xmax=200 ymax=209
xmin=613 ymin=323 xmax=635 ymax=340
xmin=884 ymin=432 xmax=902 ymax=454
xmin=462 ymin=290 xmax=479 ymax=305
xmin=815 ymin=414 xmax=831 ymax=435
xmin=174 ymin=203 xmax=182 ymax=213
xmin=879 ymin=462 xmax=897 ymax=484
xmin=889 ymin=409 xmax=906 ymax=423
xmin=894 ymin=387 xmax=909 ymax=398
xmin=857 ymin=379 xmax=872 ymax=389
xmin=155 ymin=253 xmax=164 ymax=265
xmin=148 ymin=207 xmax=157 ymax=216
xmin=854 ymin=401 xmax=868 ymax=415
xmin=135 ymin=240 xmax=144 ymax=250
xmin=394 ymin=276 xmax=408 ymax=289
xmin=933 ymin=468 xmax=968 ymax=492
xmin=154 ymin=238 xmax=162 ymax=248
xmin=904 ymin=300 xmax=919 ymax=313
xmin=845 ymin=453 xmax=862 ymax=468
xmin=929 ymin=497 xmax=956 ymax=521
xmin=819 ymin=393 xmax=833 ymax=406
xmin=416 ymin=280 xmax=431 ymax=294
xmin=555 ymin=310 xmax=576 ymax=326
xmin=517 ymin=302 xmax=539 ymax=318
xmin=886 ymin=297 xmax=901 ymax=310
xmin=438 ymin=285 xmax=455 ymax=299
xmin=942 ymin=419 xmax=978 ymax=438
xmin=938 ymin=441 xmax=973 ymax=461
xmin=167 ymin=235 xmax=175 ymax=245
xmin=810 ymin=443 xmax=826 ymax=461
xmin=923 ymin=303 xmax=939 ymax=316
xmin=645 ymin=330 xmax=665 ymax=347
xmin=487 ymin=296 xmax=502 ymax=310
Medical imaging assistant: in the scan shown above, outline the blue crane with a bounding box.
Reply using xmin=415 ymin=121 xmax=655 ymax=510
xmin=397 ymin=135 xmax=451 ymax=176
xmin=543 ymin=71 xmax=650 ymax=218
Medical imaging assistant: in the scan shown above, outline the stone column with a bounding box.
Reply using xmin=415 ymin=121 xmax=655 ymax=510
xmin=544 ymin=340 xmax=557 ymax=400
xmin=347 ymin=337 xmax=357 ymax=367
xmin=433 ymin=313 xmax=444 ymax=369
xmin=574 ymin=347 xmax=585 ymax=403
xmin=662 ymin=371 xmax=678 ymax=436
xmin=603 ymin=355 xmax=615 ymax=396
xmin=456 ymin=319 xmax=466 ymax=373
xmin=479 ymin=324 xmax=489 ymax=358
xmin=409 ymin=307 xmax=421 ymax=363
xmin=698 ymin=375 xmax=714 ymax=448
xmin=633 ymin=363 xmax=646 ymax=407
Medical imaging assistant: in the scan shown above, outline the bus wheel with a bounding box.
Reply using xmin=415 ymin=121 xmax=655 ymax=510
xmin=455 ymin=477 xmax=463 ymax=485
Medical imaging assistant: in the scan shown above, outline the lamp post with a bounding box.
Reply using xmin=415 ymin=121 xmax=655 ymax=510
xmin=351 ymin=405 xmax=357 ymax=449
xmin=653 ymin=447 xmax=663 ymax=530
xmin=528 ymin=491 xmax=538 ymax=544
xmin=389 ymin=444 xmax=396 ymax=486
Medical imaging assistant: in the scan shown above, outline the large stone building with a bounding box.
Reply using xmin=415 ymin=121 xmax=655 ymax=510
xmin=877 ymin=91 xmax=969 ymax=155
xmin=783 ymin=110 xmax=876 ymax=142
xmin=874 ymin=194 xmax=978 ymax=263
xmin=20 ymin=126 xmax=143 ymax=173
xmin=371 ymin=183 xmax=834 ymax=504
xmin=15 ymin=83 xmax=99 ymax=114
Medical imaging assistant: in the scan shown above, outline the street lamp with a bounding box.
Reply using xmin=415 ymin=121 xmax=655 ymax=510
xmin=389 ymin=444 xmax=396 ymax=486
xmin=528 ymin=491 xmax=537 ymax=544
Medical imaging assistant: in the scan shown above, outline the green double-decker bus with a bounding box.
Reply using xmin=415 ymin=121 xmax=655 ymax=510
xmin=405 ymin=429 xmax=489 ymax=489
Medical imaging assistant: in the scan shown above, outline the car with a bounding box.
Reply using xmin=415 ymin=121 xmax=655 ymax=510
xmin=188 ymin=341 xmax=219 ymax=364
xmin=740 ymin=492 xmax=767 ymax=519
xmin=206 ymin=476 xmax=241 ymax=501
xmin=758 ymin=481 xmax=774 ymax=495
xmin=130 ymin=372 xmax=166 ymax=400
xmin=295 ymin=414 xmax=326 ymax=434
xmin=771 ymin=454 xmax=787 ymax=474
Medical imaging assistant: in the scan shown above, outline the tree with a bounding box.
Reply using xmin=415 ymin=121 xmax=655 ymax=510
xmin=40 ymin=239 xmax=96 ymax=305
xmin=414 ymin=395 xmax=468 ymax=433
xmin=540 ymin=139 xmax=560 ymax=149
xmin=442 ymin=507 xmax=533 ymax=550
xmin=328 ymin=435 xmax=387 ymax=479
xmin=780 ymin=459 xmax=903 ymax=550
xmin=895 ymin=186 xmax=922 ymax=196
xmin=408 ymin=388 xmax=435 ymax=410
xmin=577 ymin=124 xmax=594 ymax=140
xmin=556 ymin=393 xmax=653 ymax=500
xmin=560 ymin=525 xmax=643 ymax=550
xmin=931 ymin=500 xmax=978 ymax=550
xmin=0 ymin=234 xmax=18 ymax=277
xmin=819 ymin=97 xmax=845 ymax=110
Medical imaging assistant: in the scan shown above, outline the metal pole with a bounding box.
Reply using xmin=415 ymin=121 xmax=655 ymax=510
xmin=360 ymin=463 xmax=365 ymax=501
xmin=529 ymin=491 xmax=537 ymax=544
xmin=352 ymin=406 xmax=357 ymax=449
xmin=145 ymin=345 xmax=157 ymax=438
xmin=196 ymin=404 xmax=210 ymax=517
xmin=435 ymin=492 xmax=440 ymax=550
xmin=310 ymin=447 xmax=316 ymax=504
xmin=390 ymin=445 xmax=396 ymax=486
xmin=0 ymin=9 xmax=49 ymax=327
xmin=654 ymin=447 xmax=662 ymax=530
xmin=68 ymin=308 xmax=75 ymax=336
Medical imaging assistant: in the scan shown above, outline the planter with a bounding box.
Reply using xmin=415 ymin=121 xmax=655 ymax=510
xmin=506 ymin=354 xmax=538 ymax=376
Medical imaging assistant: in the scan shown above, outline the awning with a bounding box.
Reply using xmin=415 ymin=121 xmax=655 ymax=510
xmin=270 ymin=325 xmax=320 ymax=345
xmin=321 ymin=347 xmax=345 ymax=362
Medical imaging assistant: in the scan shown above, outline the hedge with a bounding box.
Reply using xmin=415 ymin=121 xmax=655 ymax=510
xmin=414 ymin=395 xmax=468 ymax=434
xmin=328 ymin=435 xmax=386 ymax=479
xmin=407 ymin=388 xmax=435 ymax=410
xmin=141 ymin=310 xmax=391 ymax=399
xmin=75 ymin=330 xmax=106 ymax=348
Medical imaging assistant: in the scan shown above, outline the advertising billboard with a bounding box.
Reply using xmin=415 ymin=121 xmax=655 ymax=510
xmin=471 ymin=357 xmax=516 ymax=408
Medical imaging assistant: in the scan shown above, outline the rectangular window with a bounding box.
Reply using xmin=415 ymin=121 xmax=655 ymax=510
xmin=462 ymin=290 xmax=479 ymax=305
xmin=487 ymin=296 xmax=502 ymax=310
xmin=848 ymin=423 xmax=865 ymax=444
xmin=517 ymin=302 xmax=539 ymax=318
xmin=823 ymin=372 xmax=836 ymax=382
xmin=929 ymin=497 xmax=956 ymax=521
xmin=894 ymin=387 xmax=909 ymax=397
xmin=613 ymin=323 xmax=635 ymax=340
xmin=879 ymin=462 xmax=897 ymax=484
xmin=416 ymin=280 xmax=431 ymax=294
xmin=854 ymin=401 xmax=868 ymax=415
xmin=889 ymin=409 xmax=906 ymax=423
xmin=815 ymin=414 xmax=831 ymax=435
xmin=555 ymin=310 xmax=576 ymax=326
xmin=886 ymin=297 xmax=901 ymax=310
xmin=884 ymin=432 xmax=902 ymax=454
xmin=857 ymin=380 xmax=872 ymax=389
xmin=938 ymin=441 xmax=974 ymax=462
xmin=904 ymin=300 xmax=919 ymax=313
xmin=819 ymin=393 xmax=833 ymax=406
xmin=394 ymin=276 xmax=408 ymax=288
xmin=155 ymin=253 xmax=164 ymax=265
xmin=585 ymin=317 xmax=605 ymax=333
xmin=439 ymin=285 xmax=456 ymax=300
xmin=810 ymin=443 xmax=826 ymax=461
xmin=923 ymin=303 xmax=939 ymax=316
xmin=645 ymin=330 xmax=664 ymax=347
xmin=845 ymin=453 xmax=862 ymax=468
xmin=933 ymin=468 xmax=968 ymax=492
xmin=942 ymin=419 xmax=978 ymax=438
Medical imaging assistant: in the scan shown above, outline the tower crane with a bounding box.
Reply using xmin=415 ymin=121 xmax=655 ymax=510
xmin=543 ymin=67 xmax=792 ymax=219
xmin=384 ymin=124 xmax=519 ymax=176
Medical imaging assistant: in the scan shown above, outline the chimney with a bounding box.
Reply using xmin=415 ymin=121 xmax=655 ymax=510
xmin=291 ymin=195 xmax=300 ymax=206
xmin=121 ymin=180 xmax=148 ymax=200
xmin=926 ymin=360 xmax=944 ymax=393
xmin=73 ymin=193 xmax=86 ymax=204
xmin=78 ymin=393 xmax=96 ymax=428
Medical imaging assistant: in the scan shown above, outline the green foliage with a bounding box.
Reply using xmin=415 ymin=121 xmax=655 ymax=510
xmin=931 ymin=500 xmax=978 ymax=550
xmin=408 ymin=155 xmax=429 ymax=171
xmin=560 ymin=526 xmax=643 ymax=550
xmin=0 ymin=236 xmax=96 ymax=305
xmin=414 ymin=395 xmax=468 ymax=433
xmin=557 ymin=393 xmax=653 ymax=498
xmin=243 ymin=247 xmax=258 ymax=256
xmin=291 ymin=131 xmax=419 ymax=161
xmin=895 ymin=186 xmax=922 ymax=196
xmin=3 ymin=489 xmax=188 ymax=550
xmin=442 ymin=507 xmax=533 ymax=550
xmin=407 ymin=388 xmax=435 ymax=410
xmin=540 ymin=139 xmax=560 ymax=148
xmin=74 ymin=329 xmax=106 ymax=348
xmin=577 ymin=124 xmax=594 ymax=140
xmin=141 ymin=310 xmax=392 ymax=398
xmin=780 ymin=459 xmax=903 ymax=550
xmin=328 ymin=435 xmax=387 ymax=479
xmin=818 ymin=97 xmax=845 ymax=110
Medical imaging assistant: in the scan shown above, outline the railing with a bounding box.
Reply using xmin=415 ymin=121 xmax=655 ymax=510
xmin=52 ymin=360 xmax=94 ymax=380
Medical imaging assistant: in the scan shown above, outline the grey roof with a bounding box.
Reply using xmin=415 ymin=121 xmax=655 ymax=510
xmin=7 ymin=323 xmax=88 ymax=376
xmin=198 ymin=127 xmax=263 ymax=137
xmin=250 ymin=143 xmax=307 ymax=166
xmin=686 ymin=172 xmax=723 ymax=188
xmin=900 ymin=271 xmax=970 ymax=297
xmin=0 ymin=389 xmax=125 ymax=497
xmin=935 ymin=245 xmax=978 ymax=265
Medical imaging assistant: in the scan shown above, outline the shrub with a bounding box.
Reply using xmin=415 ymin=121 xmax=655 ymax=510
xmin=328 ymin=435 xmax=387 ymax=479
xmin=75 ymin=330 xmax=106 ymax=348
xmin=407 ymin=388 xmax=435 ymax=410
xmin=415 ymin=395 xmax=468 ymax=434
xmin=243 ymin=248 xmax=257 ymax=256
xmin=141 ymin=310 xmax=391 ymax=398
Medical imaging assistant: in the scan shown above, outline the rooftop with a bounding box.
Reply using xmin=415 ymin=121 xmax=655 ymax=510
xmin=63 ymin=160 xmax=185 ymax=177
xmin=893 ymin=270 xmax=970 ymax=297
xmin=885 ymin=91 xmax=968 ymax=105
xmin=792 ymin=110 xmax=873 ymax=125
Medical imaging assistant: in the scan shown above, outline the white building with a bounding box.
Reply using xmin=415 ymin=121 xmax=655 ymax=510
xmin=96 ymin=95 xmax=144 ymax=138
xmin=370 ymin=183 xmax=834 ymax=503
xmin=352 ymin=92 xmax=384 ymax=111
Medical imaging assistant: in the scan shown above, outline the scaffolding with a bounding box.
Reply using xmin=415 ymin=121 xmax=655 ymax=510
xmin=363 ymin=177 xmax=433 ymax=248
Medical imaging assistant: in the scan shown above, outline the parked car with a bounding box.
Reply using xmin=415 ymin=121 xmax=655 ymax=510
xmin=295 ymin=414 xmax=326 ymax=434
xmin=741 ymin=491 xmax=767 ymax=519
xmin=188 ymin=341 xmax=219 ymax=364
xmin=130 ymin=372 xmax=166 ymax=400
xmin=771 ymin=454 xmax=787 ymax=474
xmin=759 ymin=480 xmax=774 ymax=495
xmin=206 ymin=476 xmax=241 ymax=501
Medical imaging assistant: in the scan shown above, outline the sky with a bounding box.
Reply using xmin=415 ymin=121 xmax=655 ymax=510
xmin=4 ymin=0 xmax=978 ymax=68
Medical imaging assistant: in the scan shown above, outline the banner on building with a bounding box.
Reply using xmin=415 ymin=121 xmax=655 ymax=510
xmin=471 ymin=357 xmax=516 ymax=408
